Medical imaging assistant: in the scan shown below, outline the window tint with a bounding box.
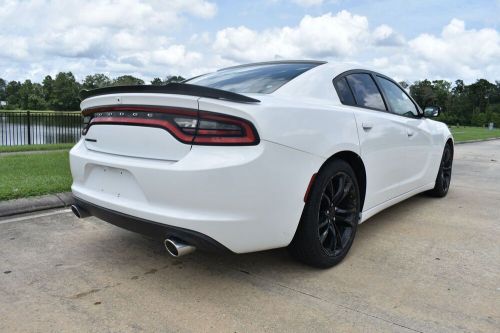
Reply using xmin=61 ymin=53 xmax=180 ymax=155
xmin=335 ymin=77 xmax=355 ymax=105
xmin=185 ymin=62 xmax=320 ymax=94
xmin=377 ymin=77 xmax=419 ymax=117
xmin=345 ymin=74 xmax=386 ymax=110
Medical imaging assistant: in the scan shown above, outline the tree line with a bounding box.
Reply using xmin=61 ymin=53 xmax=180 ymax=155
xmin=401 ymin=79 xmax=500 ymax=127
xmin=1 ymin=72 xmax=499 ymax=126
xmin=0 ymin=73 xmax=185 ymax=111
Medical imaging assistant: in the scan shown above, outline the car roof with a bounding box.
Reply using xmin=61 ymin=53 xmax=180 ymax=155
xmin=266 ymin=61 xmax=379 ymax=103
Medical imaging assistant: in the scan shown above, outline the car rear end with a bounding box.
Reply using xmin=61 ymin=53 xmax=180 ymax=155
xmin=70 ymin=62 xmax=326 ymax=253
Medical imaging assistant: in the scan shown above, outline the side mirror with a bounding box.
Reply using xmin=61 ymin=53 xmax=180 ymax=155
xmin=424 ymin=106 xmax=441 ymax=117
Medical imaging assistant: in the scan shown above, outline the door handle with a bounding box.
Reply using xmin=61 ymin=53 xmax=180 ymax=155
xmin=407 ymin=130 xmax=415 ymax=137
xmin=362 ymin=122 xmax=373 ymax=130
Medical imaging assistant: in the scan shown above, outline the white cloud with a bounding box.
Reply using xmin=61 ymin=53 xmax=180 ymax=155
xmin=212 ymin=15 xmax=500 ymax=82
xmin=213 ymin=11 xmax=370 ymax=62
xmin=1 ymin=2 xmax=499 ymax=84
xmin=373 ymin=24 xmax=405 ymax=46
xmin=405 ymin=19 xmax=500 ymax=80
xmin=0 ymin=35 xmax=29 ymax=60
xmin=151 ymin=45 xmax=203 ymax=66
xmin=0 ymin=0 xmax=217 ymax=81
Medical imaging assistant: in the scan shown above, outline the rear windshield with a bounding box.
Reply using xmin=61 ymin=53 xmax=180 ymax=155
xmin=185 ymin=62 xmax=321 ymax=94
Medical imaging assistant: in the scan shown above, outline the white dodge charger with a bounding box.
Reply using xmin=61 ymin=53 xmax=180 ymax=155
xmin=70 ymin=61 xmax=453 ymax=268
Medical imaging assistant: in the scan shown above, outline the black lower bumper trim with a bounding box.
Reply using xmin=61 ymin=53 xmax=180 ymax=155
xmin=74 ymin=197 xmax=232 ymax=254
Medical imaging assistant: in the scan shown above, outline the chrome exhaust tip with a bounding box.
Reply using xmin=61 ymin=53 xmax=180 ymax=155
xmin=164 ymin=238 xmax=196 ymax=257
xmin=70 ymin=204 xmax=90 ymax=219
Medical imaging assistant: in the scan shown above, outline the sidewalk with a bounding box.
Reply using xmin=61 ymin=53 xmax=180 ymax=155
xmin=0 ymin=192 xmax=74 ymax=218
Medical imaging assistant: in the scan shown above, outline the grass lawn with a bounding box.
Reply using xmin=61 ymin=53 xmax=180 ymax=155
xmin=0 ymin=143 xmax=74 ymax=153
xmin=0 ymin=151 xmax=72 ymax=201
xmin=450 ymin=126 xmax=500 ymax=142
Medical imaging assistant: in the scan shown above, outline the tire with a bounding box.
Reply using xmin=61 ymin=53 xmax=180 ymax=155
xmin=427 ymin=143 xmax=453 ymax=198
xmin=289 ymin=159 xmax=360 ymax=268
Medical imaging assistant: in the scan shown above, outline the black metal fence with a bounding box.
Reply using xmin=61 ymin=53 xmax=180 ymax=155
xmin=0 ymin=111 xmax=83 ymax=146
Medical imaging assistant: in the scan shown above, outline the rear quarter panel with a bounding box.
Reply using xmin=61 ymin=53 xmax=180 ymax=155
xmin=198 ymin=96 xmax=360 ymax=159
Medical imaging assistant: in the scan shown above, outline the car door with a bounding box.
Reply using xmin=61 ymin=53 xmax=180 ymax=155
xmin=334 ymin=72 xmax=411 ymax=211
xmin=374 ymin=75 xmax=434 ymax=190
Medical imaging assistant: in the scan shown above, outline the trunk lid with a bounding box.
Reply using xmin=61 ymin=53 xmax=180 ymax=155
xmin=82 ymin=94 xmax=199 ymax=161
xmin=80 ymin=84 xmax=261 ymax=161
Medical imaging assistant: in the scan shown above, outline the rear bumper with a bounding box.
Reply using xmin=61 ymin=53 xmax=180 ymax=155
xmin=74 ymin=197 xmax=230 ymax=253
xmin=70 ymin=139 xmax=324 ymax=253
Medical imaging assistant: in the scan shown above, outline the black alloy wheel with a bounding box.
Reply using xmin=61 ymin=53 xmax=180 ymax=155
xmin=318 ymin=172 xmax=358 ymax=256
xmin=440 ymin=146 xmax=453 ymax=193
xmin=427 ymin=143 xmax=453 ymax=197
xmin=290 ymin=159 xmax=360 ymax=268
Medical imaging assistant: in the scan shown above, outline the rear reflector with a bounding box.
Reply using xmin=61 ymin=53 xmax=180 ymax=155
xmin=304 ymin=173 xmax=317 ymax=202
xmin=82 ymin=106 xmax=259 ymax=146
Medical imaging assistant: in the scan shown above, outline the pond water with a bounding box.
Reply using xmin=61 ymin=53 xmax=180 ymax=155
xmin=0 ymin=113 xmax=83 ymax=146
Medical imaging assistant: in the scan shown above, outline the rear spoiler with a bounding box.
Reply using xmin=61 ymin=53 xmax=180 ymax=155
xmin=80 ymin=83 xmax=260 ymax=103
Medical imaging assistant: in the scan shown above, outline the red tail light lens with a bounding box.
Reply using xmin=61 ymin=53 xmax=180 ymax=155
xmin=82 ymin=106 xmax=259 ymax=146
xmin=192 ymin=111 xmax=258 ymax=145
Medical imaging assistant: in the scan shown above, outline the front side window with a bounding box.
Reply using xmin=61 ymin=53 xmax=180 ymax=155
xmin=377 ymin=77 xmax=419 ymax=117
xmin=345 ymin=73 xmax=386 ymax=110
xmin=185 ymin=62 xmax=321 ymax=94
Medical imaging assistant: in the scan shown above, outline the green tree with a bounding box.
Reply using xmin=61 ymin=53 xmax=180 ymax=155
xmin=398 ymin=81 xmax=409 ymax=89
xmin=82 ymin=74 xmax=112 ymax=90
xmin=112 ymin=75 xmax=144 ymax=86
xmin=165 ymin=75 xmax=185 ymax=83
xmin=5 ymin=81 xmax=21 ymax=109
xmin=150 ymin=77 xmax=164 ymax=85
xmin=18 ymin=80 xmax=35 ymax=109
xmin=42 ymin=75 xmax=54 ymax=108
xmin=27 ymin=83 xmax=47 ymax=110
xmin=0 ymin=78 xmax=6 ymax=103
xmin=52 ymin=72 xmax=80 ymax=111
xmin=431 ymin=80 xmax=451 ymax=108
xmin=409 ymin=80 xmax=435 ymax=108
xmin=467 ymin=79 xmax=495 ymax=114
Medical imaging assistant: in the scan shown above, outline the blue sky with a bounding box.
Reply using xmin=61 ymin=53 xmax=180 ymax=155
xmin=1 ymin=0 xmax=499 ymax=83
xmin=204 ymin=0 xmax=499 ymax=37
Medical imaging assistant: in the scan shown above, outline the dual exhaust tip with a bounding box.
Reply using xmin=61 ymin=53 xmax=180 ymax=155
xmin=70 ymin=204 xmax=196 ymax=257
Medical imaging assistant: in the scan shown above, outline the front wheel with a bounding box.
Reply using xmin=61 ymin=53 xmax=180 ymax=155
xmin=427 ymin=143 xmax=453 ymax=197
xmin=289 ymin=159 xmax=360 ymax=268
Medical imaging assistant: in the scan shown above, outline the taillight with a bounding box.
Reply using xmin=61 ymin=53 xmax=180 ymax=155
xmin=82 ymin=106 xmax=259 ymax=146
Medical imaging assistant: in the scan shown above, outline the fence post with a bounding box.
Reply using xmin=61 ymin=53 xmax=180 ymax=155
xmin=27 ymin=111 xmax=32 ymax=145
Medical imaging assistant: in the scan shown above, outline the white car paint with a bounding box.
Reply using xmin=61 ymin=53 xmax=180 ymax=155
xmin=70 ymin=61 xmax=453 ymax=253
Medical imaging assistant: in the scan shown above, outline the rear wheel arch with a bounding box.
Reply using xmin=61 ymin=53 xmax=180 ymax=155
xmin=318 ymin=151 xmax=367 ymax=212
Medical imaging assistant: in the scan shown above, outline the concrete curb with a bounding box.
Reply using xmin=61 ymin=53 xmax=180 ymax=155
xmin=455 ymin=137 xmax=500 ymax=144
xmin=0 ymin=192 xmax=74 ymax=218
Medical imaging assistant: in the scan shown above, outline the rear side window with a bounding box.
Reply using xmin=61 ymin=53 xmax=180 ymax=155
xmin=185 ymin=62 xmax=320 ymax=94
xmin=345 ymin=73 xmax=386 ymax=110
xmin=334 ymin=77 xmax=355 ymax=105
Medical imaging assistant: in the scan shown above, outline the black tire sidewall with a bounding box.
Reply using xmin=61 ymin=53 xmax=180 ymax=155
xmin=291 ymin=159 xmax=361 ymax=268
xmin=430 ymin=144 xmax=453 ymax=197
